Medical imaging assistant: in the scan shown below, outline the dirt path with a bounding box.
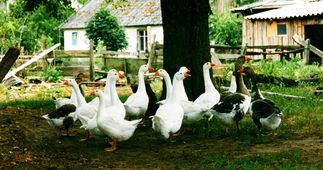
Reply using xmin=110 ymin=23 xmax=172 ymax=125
xmin=0 ymin=106 xmax=322 ymax=169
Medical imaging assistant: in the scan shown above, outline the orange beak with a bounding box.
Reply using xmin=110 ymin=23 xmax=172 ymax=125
xmin=148 ymin=66 xmax=154 ymax=72
xmin=211 ymin=63 xmax=216 ymax=67
xmin=154 ymin=71 xmax=160 ymax=76
xmin=63 ymin=80 xmax=69 ymax=85
xmin=245 ymin=56 xmax=253 ymax=62
xmin=118 ymin=71 xmax=125 ymax=78
xmin=89 ymin=90 xmax=95 ymax=96
xmin=184 ymin=70 xmax=191 ymax=77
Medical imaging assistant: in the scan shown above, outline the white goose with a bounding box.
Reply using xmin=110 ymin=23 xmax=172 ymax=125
xmin=124 ymin=64 xmax=154 ymax=119
xmin=80 ymin=69 xmax=126 ymax=137
xmin=194 ymin=62 xmax=220 ymax=109
xmin=176 ymin=67 xmax=211 ymax=125
xmin=66 ymin=79 xmax=98 ymax=140
xmin=151 ymin=69 xmax=188 ymax=142
xmin=95 ymin=69 xmax=141 ymax=152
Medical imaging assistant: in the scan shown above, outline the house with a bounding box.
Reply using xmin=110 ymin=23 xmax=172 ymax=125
xmin=59 ymin=0 xmax=163 ymax=57
xmin=232 ymin=0 xmax=323 ymax=63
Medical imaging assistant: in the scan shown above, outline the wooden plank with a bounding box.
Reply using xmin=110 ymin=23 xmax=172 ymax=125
xmin=293 ymin=35 xmax=323 ymax=59
xmin=54 ymin=50 xmax=90 ymax=57
xmin=0 ymin=48 xmax=20 ymax=83
xmin=89 ymin=41 xmax=95 ymax=81
xmin=3 ymin=43 xmax=61 ymax=81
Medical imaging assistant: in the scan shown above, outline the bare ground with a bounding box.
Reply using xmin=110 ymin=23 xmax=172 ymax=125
xmin=0 ymin=105 xmax=322 ymax=169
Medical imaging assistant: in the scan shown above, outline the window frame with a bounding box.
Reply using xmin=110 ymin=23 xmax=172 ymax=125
xmin=72 ymin=32 xmax=78 ymax=46
xmin=137 ymin=29 xmax=148 ymax=52
xmin=277 ymin=23 xmax=287 ymax=36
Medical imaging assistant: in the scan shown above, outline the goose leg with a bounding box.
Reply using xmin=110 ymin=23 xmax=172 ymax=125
xmin=105 ymin=140 xmax=117 ymax=152
xmin=236 ymin=121 xmax=241 ymax=132
xmin=80 ymin=131 xmax=90 ymax=142
xmin=271 ymin=130 xmax=277 ymax=137
xmin=224 ymin=126 xmax=229 ymax=134
xmin=169 ymin=133 xmax=176 ymax=143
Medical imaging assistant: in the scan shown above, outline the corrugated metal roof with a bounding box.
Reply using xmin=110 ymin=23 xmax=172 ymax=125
xmin=245 ymin=1 xmax=323 ymax=20
xmin=60 ymin=0 xmax=162 ymax=29
xmin=60 ymin=0 xmax=106 ymax=29
xmin=231 ymin=0 xmax=302 ymax=12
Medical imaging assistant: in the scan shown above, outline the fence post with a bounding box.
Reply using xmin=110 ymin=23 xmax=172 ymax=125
xmin=304 ymin=39 xmax=310 ymax=65
xmin=240 ymin=43 xmax=248 ymax=56
xmin=89 ymin=40 xmax=95 ymax=81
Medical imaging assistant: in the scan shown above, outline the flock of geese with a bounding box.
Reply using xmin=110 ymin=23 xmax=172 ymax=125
xmin=42 ymin=56 xmax=282 ymax=152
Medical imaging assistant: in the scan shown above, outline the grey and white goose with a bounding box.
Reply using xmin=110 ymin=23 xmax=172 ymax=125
xmin=209 ymin=56 xmax=251 ymax=133
xmin=244 ymin=67 xmax=282 ymax=136
xmin=42 ymin=104 xmax=77 ymax=137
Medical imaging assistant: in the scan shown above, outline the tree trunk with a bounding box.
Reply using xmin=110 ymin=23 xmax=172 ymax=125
xmin=161 ymin=0 xmax=211 ymax=100
xmin=0 ymin=48 xmax=20 ymax=83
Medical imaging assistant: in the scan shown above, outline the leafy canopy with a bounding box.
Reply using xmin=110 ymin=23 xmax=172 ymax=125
xmin=86 ymin=9 xmax=128 ymax=51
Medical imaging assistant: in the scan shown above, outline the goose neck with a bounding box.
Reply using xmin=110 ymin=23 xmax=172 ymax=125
xmin=71 ymin=82 xmax=87 ymax=105
xmin=137 ymin=71 xmax=146 ymax=93
xmin=170 ymin=77 xmax=182 ymax=102
xmin=109 ymin=80 xmax=122 ymax=106
xmin=236 ymin=72 xmax=250 ymax=96
xmin=203 ymin=68 xmax=217 ymax=93
xmin=163 ymin=73 xmax=173 ymax=101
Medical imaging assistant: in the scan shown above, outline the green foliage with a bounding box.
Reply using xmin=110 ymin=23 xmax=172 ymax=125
xmin=209 ymin=12 xmax=242 ymax=46
xmin=7 ymin=0 xmax=74 ymax=54
xmin=41 ymin=66 xmax=62 ymax=82
xmin=86 ymin=9 xmax=128 ymax=51
xmin=245 ymin=58 xmax=323 ymax=79
xmin=0 ymin=11 xmax=21 ymax=53
xmin=235 ymin=0 xmax=258 ymax=6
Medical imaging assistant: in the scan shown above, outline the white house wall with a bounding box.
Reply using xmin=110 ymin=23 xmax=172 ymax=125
xmin=63 ymin=26 xmax=164 ymax=55
xmin=149 ymin=26 xmax=164 ymax=45
xmin=63 ymin=30 xmax=90 ymax=51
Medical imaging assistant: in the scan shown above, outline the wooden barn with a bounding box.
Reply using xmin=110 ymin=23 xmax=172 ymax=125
xmin=233 ymin=0 xmax=323 ymax=64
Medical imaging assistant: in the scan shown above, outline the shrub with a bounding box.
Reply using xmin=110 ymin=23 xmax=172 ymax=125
xmin=209 ymin=12 xmax=242 ymax=46
xmin=41 ymin=66 xmax=62 ymax=82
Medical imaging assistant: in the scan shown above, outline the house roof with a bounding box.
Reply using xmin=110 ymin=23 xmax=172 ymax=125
xmin=60 ymin=0 xmax=106 ymax=29
xmin=60 ymin=0 xmax=162 ymax=30
xmin=245 ymin=1 xmax=323 ymax=20
xmin=231 ymin=0 xmax=302 ymax=13
xmin=109 ymin=0 xmax=162 ymax=27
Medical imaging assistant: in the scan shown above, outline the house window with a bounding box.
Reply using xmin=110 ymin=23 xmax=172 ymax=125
xmin=137 ymin=29 xmax=147 ymax=52
xmin=277 ymin=24 xmax=287 ymax=35
xmin=72 ymin=32 xmax=78 ymax=46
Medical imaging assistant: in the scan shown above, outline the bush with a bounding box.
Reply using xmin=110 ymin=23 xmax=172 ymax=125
xmin=41 ymin=66 xmax=62 ymax=82
xmin=209 ymin=12 xmax=242 ymax=46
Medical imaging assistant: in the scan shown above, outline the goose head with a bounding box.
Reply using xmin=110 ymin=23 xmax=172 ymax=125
xmin=108 ymin=69 xmax=124 ymax=81
xmin=175 ymin=68 xmax=191 ymax=80
xmin=94 ymin=88 xmax=103 ymax=97
xmin=64 ymin=79 xmax=77 ymax=86
xmin=154 ymin=69 xmax=169 ymax=78
xmin=139 ymin=64 xmax=154 ymax=73
xmin=178 ymin=66 xmax=191 ymax=78
xmin=203 ymin=62 xmax=216 ymax=70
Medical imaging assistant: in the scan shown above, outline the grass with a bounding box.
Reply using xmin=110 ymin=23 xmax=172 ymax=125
xmin=0 ymin=74 xmax=322 ymax=169
xmin=196 ymin=148 xmax=323 ymax=170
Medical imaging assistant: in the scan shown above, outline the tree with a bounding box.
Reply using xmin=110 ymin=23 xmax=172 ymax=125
xmin=9 ymin=0 xmax=74 ymax=53
xmin=161 ymin=0 xmax=211 ymax=100
xmin=85 ymin=9 xmax=128 ymax=51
